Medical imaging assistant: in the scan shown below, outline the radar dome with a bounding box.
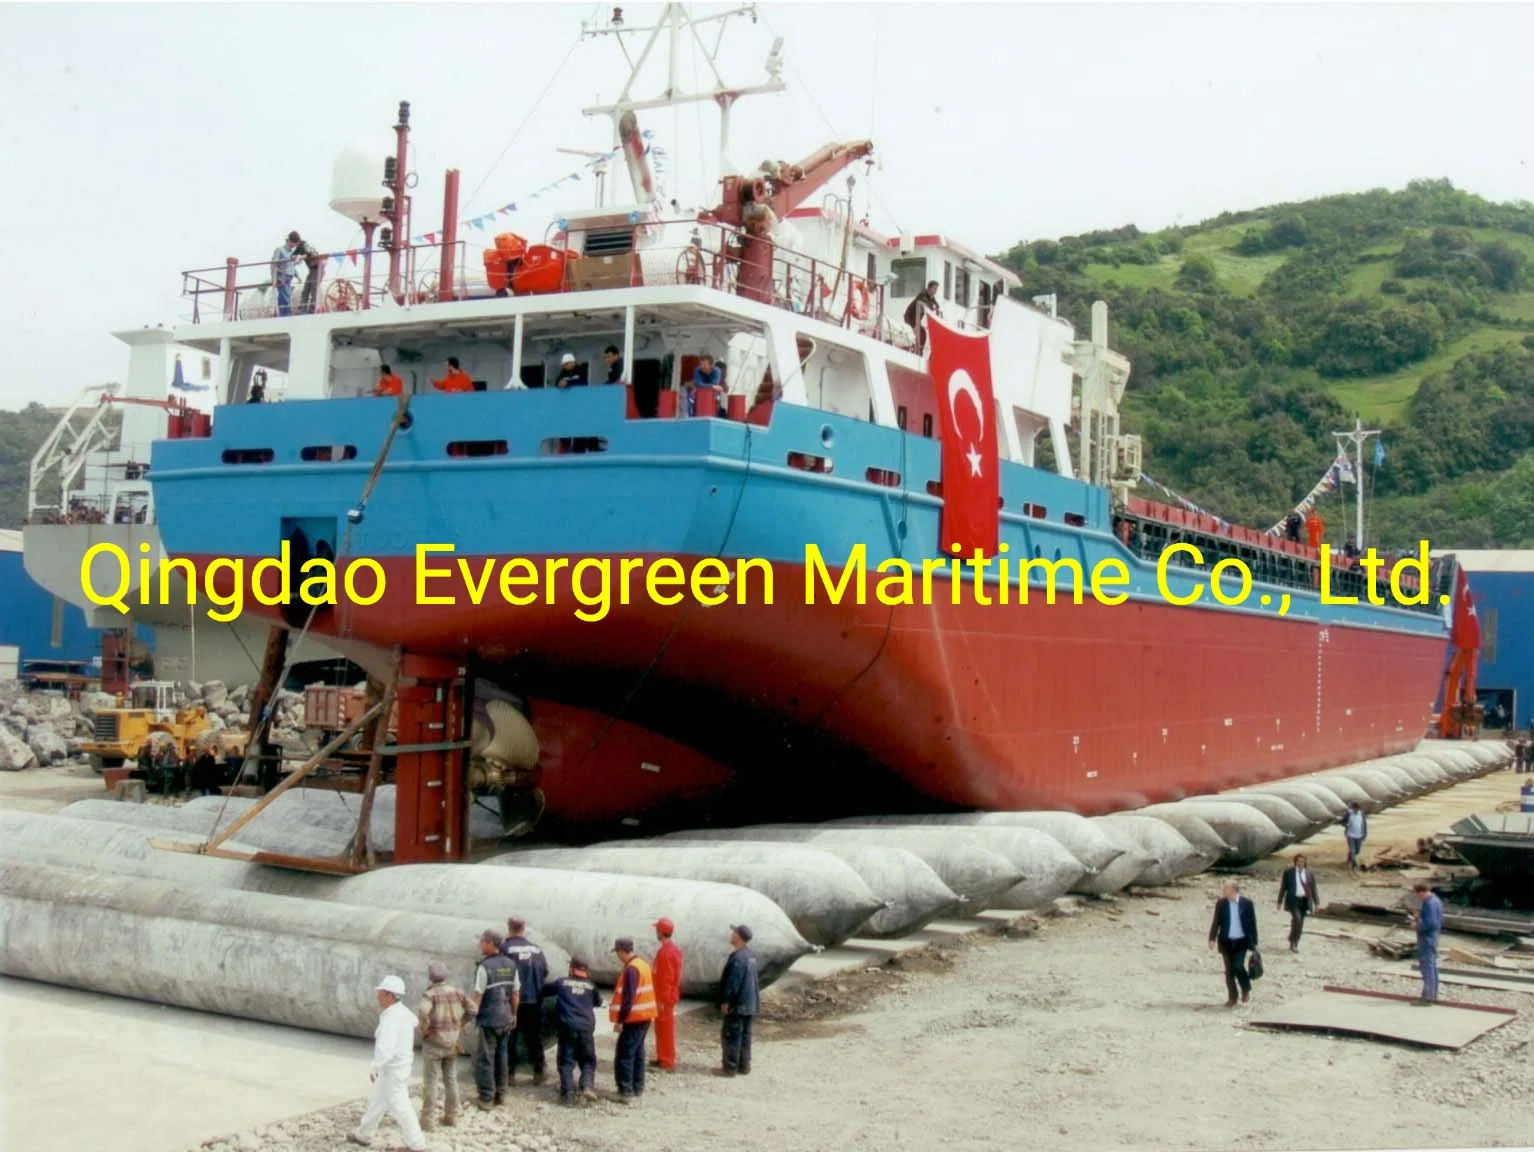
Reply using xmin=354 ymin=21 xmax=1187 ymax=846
xmin=330 ymin=149 xmax=387 ymax=224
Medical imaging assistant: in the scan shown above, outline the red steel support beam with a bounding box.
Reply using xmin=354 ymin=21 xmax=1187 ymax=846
xmin=438 ymin=168 xmax=460 ymax=303
xmin=223 ymin=258 xmax=239 ymax=321
xmin=393 ymin=654 xmax=470 ymax=864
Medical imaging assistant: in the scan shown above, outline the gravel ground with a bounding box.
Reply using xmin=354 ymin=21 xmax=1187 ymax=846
xmin=192 ymin=856 xmax=1533 ymax=1152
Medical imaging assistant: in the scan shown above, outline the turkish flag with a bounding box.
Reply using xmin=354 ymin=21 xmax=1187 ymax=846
xmin=926 ymin=312 xmax=1000 ymax=556
xmin=1450 ymin=565 xmax=1481 ymax=651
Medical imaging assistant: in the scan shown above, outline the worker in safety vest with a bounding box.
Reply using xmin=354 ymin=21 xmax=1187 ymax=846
xmin=649 ymin=918 xmax=684 ymax=1071
xmin=375 ymin=364 xmax=404 ymax=397
xmin=608 ymin=937 xmax=657 ymax=1102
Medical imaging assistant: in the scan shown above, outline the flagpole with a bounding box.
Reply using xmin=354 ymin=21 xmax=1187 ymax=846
xmin=1333 ymin=416 xmax=1380 ymax=550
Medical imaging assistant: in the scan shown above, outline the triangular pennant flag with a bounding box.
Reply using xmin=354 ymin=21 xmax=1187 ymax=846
xmin=348 ymin=250 xmax=359 ymax=265
xmin=425 ymin=232 xmax=438 ymax=245
xmin=332 ymin=253 xmax=345 ymax=269
xmin=469 ymin=217 xmax=485 ymax=230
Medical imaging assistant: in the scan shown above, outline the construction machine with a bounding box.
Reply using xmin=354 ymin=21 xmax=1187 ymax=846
xmin=81 ymin=681 xmax=244 ymax=773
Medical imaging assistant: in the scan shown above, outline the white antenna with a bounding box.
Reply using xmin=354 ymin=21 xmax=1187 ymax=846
xmin=556 ymin=147 xmax=611 ymax=208
xmin=580 ymin=3 xmax=786 ymax=206
xmin=1332 ymin=416 xmax=1381 ymax=550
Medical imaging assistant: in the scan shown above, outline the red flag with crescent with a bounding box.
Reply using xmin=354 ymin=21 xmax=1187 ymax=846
xmin=926 ymin=312 xmax=999 ymax=556
xmin=1450 ymin=565 xmax=1481 ymax=651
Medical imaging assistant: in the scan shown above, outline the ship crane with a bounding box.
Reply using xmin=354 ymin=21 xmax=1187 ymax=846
xmin=703 ymin=138 xmax=875 ymax=305
xmin=1437 ymin=559 xmax=1484 ymax=739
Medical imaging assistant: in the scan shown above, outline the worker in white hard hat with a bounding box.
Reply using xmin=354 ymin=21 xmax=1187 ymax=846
xmin=349 ymin=975 xmax=427 ymax=1150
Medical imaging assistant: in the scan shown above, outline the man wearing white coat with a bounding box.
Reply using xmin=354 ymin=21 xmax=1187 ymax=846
xmin=349 ymin=975 xmax=428 ymax=1150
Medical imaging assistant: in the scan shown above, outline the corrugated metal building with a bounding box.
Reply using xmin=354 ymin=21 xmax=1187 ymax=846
xmin=1454 ymin=550 xmax=1534 ymax=731
xmin=0 ymin=529 xmax=108 ymax=673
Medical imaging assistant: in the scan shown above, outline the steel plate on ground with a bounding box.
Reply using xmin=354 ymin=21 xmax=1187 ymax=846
xmin=1248 ymin=985 xmax=1516 ymax=1050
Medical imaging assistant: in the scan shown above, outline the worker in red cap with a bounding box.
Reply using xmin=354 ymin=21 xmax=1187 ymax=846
xmin=650 ymin=917 xmax=684 ymax=1071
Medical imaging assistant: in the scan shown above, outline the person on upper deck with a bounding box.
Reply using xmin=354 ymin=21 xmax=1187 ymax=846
xmin=271 ymin=232 xmax=301 ymax=318
xmin=433 ymin=357 xmax=475 ymax=393
xmin=685 ymin=354 xmax=726 ymax=417
xmin=602 ymin=346 xmax=625 ymax=385
xmin=295 ymin=238 xmax=324 ymax=315
xmin=248 ymin=369 xmax=267 ymax=403
xmin=555 ymin=353 xmax=587 ymax=388
xmin=1304 ymin=510 xmax=1326 ymax=551
xmin=375 ymin=365 xmax=404 ymax=397
xmin=904 ymin=280 xmax=942 ymax=354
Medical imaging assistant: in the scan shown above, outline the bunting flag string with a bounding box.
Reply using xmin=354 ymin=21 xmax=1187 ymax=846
xmin=1137 ymin=473 xmax=1230 ymax=529
xmin=305 ymin=130 xmax=659 ymax=271
xmin=1265 ymin=453 xmax=1353 ymax=535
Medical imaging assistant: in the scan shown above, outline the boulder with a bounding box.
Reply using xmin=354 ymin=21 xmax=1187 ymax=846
xmin=0 ymin=725 xmax=38 ymax=771
xmin=25 ymin=722 xmax=69 ymax=765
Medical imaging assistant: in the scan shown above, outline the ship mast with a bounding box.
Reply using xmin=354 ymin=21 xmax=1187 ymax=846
xmin=580 ymin=3 xmax=786 ymax=207
xmin=1333 ymin=416 xmax=1381 ymax=549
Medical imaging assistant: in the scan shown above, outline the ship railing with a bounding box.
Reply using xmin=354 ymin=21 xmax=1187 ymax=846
xmin=179 ymin=241 xmax=473 ymax=324
xmin=1118 ymin=497 xmax=1435 ymax=613
xmin=178 ymin=226 xmax=913 ymax=345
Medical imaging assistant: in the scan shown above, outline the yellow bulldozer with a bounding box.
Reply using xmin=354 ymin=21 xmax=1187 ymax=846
xmin=82 ymin=681 xmax=245 ymax=774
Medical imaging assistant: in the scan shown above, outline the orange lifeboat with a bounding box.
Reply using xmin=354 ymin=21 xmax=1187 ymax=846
xmin=512 ymin=245 xmax=572 ymax=296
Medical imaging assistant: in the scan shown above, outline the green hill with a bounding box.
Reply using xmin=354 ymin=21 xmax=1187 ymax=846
xmin=998 ymin=178 xmax=1534 ymax=550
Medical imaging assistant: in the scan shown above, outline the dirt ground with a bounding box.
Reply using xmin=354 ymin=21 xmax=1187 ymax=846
xmin=191 ymin=765 xmax=1534 ymax=1152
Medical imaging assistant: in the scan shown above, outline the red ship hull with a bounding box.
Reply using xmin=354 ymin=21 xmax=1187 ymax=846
xmin=194 ymin=554 xmax=1446 ymax=828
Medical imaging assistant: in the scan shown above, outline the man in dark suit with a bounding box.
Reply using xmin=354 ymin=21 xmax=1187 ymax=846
xmin=1207 ymin=879 xmax=1259 ymax=1007
xmin=1276 ymin=853 xmax=1320 ymax=953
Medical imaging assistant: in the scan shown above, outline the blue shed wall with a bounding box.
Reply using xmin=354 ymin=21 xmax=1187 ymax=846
xmin=1468 ymin=571 xmax=1534 ymax=729
xmin=0 ymin=549 xmax=105 ymax=665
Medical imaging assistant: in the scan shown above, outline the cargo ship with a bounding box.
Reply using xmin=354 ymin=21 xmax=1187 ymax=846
xmin=140 ymin=4 xmax=1455 ymax=857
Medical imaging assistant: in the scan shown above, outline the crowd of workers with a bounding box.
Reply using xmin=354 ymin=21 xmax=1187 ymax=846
xmin=350 ymin=915 xmax=759 ymax=1149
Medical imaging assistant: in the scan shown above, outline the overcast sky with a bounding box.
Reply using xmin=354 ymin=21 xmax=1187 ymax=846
xmin=3 ymin=0 xmax=1532 ymax=410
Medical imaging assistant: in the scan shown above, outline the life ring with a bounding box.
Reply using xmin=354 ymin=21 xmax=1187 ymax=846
xmin=848 ymin=280 xmax=870 ymax=321
xmin=323 ymin=280 xmax=360 ymax=313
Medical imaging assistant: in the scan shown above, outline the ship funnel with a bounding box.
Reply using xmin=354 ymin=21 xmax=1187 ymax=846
xmin=330 ymin=149 xmax=388 ymax=224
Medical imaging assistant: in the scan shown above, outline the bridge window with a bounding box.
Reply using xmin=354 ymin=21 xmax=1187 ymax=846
xmin=221 ymin=448 xmax=273 ymax=465
xmin=890 ymin=258 xmax=926 ymax=299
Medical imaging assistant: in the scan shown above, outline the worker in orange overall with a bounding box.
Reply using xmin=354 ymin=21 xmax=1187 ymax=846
xmin=1304 ymin=509 xmax=1326 ymax=552
xmin=433 ymin=357 xmax=475 ymax=392
xmin=650 ymin=918 xmax=684 ymax=1071
xmin=375 ymin=364 xmax=405 ymax=397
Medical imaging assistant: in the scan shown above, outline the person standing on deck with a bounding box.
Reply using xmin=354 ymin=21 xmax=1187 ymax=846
xmin=348 ymin=975 xmax=426 ymax=1151
xmin=684 ymin=354 xmax=725 ymax=416
xmin=602 ymin=345 xmax=625 ymax=385
xmin=375 ymin=365 xmax=404 ymax=397
xmin=1304 ymin=509 xmax=1326 ymax=551
xmin=271 ymin=232 xmax=300 ymax=317
xmin=903 ymin=280 xmax=941 ymax=355
xmin=433 ymin=357 xmax=475 ymax=392
xmin=717 ymin=925 xmax=759 ymax=1076
xmin=1410 ymin=881 xmax=1444 ymax=1004
xmin=650 ymin=918 xmax=684 ymax=1071
xmin=1342 ymin=802 xmax=1368 ymax=871
xmin=502 ymin=917 xmax=550 ymax=1087
xmin=295 ymin=237 xmax=324 ymax=314
xmin=1276 ymin=853 xmax=1319 ymax=952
